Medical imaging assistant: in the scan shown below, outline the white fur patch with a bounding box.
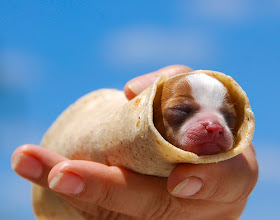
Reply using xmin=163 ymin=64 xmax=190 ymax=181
xmin=186 ymin=73 xmax=227 ymax=110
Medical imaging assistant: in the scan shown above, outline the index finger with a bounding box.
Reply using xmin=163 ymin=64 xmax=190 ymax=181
xmin=124 ymin=65 xmax=193 ymax=100
xmin=11 ymin=144 xmax=68 ymax=187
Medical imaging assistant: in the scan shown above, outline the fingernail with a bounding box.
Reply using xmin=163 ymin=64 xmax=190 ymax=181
xmin=127 ymin=75 xmax=158 ymax=96
xmin=49 ymin=172 xmax=85 ymax=195
xmin=171 ymin=177 xmax=203 ymax=197
xmin=127 ymin=80 xmax=144 ymax=96
xmin=11 ymin=153 xmax=43 ymax=179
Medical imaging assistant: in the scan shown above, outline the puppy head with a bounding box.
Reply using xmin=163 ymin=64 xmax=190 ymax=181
xmin=155 ymin=73 xmax=237 ymax=156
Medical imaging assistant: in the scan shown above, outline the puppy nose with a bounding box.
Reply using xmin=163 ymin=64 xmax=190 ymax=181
xmin=204 ymin=122 xmax=224 ymax=136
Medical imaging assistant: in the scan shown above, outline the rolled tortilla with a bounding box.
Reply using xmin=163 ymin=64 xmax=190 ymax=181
xmin=32 ymin=70 xmax=255 ymax=219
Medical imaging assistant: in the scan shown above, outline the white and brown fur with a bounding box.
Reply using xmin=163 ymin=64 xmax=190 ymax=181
xmin=154 ymin=73 xmax=237 ymax=156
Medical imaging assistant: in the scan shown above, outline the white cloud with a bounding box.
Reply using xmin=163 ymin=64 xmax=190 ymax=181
xmin=277 ymin=0 xmax=280 ymax=8
xmin=270 ymin=0 xmax=280 ymax=14
xmin=103 ymin=27 xmax=216 ymax=67
xmin=191 ymin=0 xmax=249 ymax=22
xmin=0 ymin=119 xmax=44 ymax=153
xmin=0 ymin=49 xmax=45 ymax=90
xmin=179 ymin=0 xmax=280 ymax=24
xmin=255 ymin=143 xmax=280 ymax=182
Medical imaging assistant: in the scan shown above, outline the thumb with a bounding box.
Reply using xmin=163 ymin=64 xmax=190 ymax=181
xmin=167 ymin=144 xmax=258 ymax=203
xmin=124 ymin=65 xmax=192 ymax=100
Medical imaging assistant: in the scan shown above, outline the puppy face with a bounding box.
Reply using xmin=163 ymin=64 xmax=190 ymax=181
xmin=155 ymin=73 xmax=237 ymax=156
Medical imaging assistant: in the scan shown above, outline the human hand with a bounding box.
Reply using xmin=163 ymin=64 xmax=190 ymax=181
xmin=11 ymin=65 xmax=258 ymax=220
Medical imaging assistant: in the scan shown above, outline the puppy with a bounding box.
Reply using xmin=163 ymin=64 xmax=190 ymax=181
xmin=154 ymin=73 xmax=237 ymax=156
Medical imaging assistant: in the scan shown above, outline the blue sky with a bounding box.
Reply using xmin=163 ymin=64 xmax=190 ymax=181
xmin=1 ymin=0 xmax=279 ymax=219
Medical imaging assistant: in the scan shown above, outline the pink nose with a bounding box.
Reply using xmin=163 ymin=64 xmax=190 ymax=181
xmin=203 ymin=122 xmax=224 ymax=136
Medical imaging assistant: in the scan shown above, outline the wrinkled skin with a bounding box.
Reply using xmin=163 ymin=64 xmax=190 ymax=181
xmin=11 ymin=65 xmax=258 ymax=220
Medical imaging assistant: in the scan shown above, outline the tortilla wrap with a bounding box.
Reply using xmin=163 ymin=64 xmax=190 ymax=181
xmin=32 ymin=70 xmax=255 ymax=219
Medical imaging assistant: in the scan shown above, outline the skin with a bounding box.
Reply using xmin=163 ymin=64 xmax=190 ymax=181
xmin=11 ymin=65 xmax=259 ymax=220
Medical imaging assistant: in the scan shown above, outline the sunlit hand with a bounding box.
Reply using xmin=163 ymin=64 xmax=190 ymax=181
xmin=11 ymin=65 xmax=258 ymax=220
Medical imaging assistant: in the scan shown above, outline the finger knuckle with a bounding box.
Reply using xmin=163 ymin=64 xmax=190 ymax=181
xmin=147 ymin=197 xmax=188 ymax=220
xmin=150 ymin=196 xmax=172 ymax=219
xmin=80 ymin=207 xmax=126 ymax=220
xmin=95 ymin=208 xmax=125 ymax=220
xmin=142 ymin=182 xmax=180 ymax=219
xmin=94 ymin=182 xmax=112 ymax=208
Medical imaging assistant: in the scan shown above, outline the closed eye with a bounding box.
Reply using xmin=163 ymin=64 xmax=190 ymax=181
xmin=170 ymin=105 xmax=194 ymax=114
xmin=220 ymin=102 xmax=237 ymax=130
xmin=222 ymin=111 xmax=237 ymax=130
xmin=164 ymin=104 xmax=199 ymax=127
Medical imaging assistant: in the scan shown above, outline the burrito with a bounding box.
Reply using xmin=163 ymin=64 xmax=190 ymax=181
xmin=32 ymin=70 xmax=255 ymax=220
